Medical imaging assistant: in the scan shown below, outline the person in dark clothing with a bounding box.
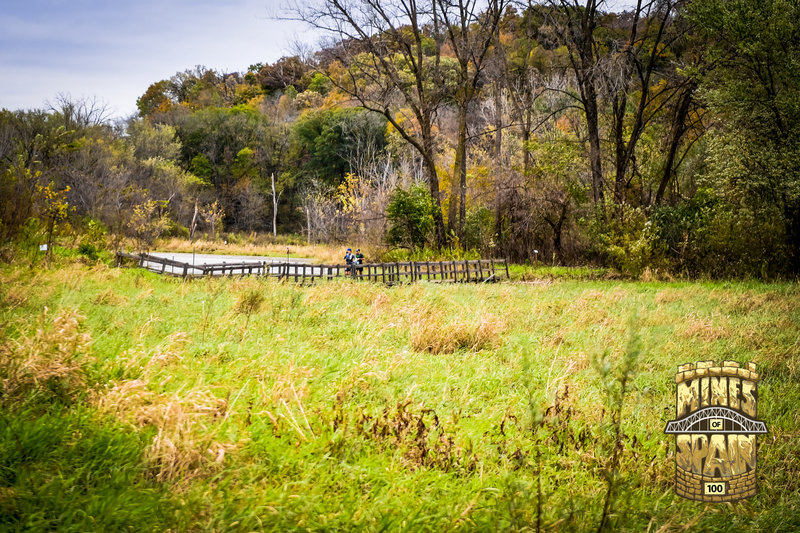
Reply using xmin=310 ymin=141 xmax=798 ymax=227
xmin=344 ymin=247 xmax=355 ymax=274
xmin=355 ymin=248 xmax=365 ymax=275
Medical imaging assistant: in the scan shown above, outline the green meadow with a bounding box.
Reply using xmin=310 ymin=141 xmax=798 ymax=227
xmin=2 ymin=259 xmax=799 ymax=531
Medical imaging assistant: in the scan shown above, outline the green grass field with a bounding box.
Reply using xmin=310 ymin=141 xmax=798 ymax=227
xmin=1 ymin=259 xmax=799 ymax=531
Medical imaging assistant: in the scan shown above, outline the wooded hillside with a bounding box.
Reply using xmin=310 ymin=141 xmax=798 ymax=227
xmin=3 ymin=0 xmax=799 ymax=277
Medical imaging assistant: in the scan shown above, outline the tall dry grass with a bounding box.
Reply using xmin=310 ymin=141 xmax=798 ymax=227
xmin=410 ymin=312 xmax=507 ymax=354
xmin=0 ymin=308 xmax=91 ymax=406
xmin=94 ymin=380 xmax=235 ymax=485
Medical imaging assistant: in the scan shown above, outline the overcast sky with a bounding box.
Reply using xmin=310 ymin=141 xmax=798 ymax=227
xmin=2 ymin=1 xmax=640 ymax=120
xmin=0 ymin=0 xmax=316 ymax=118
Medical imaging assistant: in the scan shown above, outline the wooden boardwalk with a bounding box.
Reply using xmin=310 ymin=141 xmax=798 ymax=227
xmin=116 ymin=252 xmax=508 ymax=283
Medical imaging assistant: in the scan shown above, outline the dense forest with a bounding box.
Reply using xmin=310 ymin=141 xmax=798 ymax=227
xmin=2 ymin=0 xmax=799 ymax=277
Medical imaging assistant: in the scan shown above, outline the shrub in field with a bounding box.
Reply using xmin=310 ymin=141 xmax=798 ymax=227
xmin=386 ymin=185 xmax=437 ymax=250
xmin=127 ymin=200 xmax=171 ymax=253
xmin=234 ymin=288 xmax=265 ymax=335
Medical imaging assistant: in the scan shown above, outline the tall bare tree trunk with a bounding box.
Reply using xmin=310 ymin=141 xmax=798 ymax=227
xmin=656 ymin=85 xmax=694 ymax=205
xmin=422 ymin=130 xmax=446 ymax=247
xmin=189 ymin=199 xmax=199 ymax=241
xmin=305 ymin=205 xmax=311 ymax=244
xmin=584 ymin=80 xmax=604 ymax=204
xmin=449 ymin=104 xmax=468 ymax=237
xmin=494 ymin=81 xmax=504 ymax=255
xmin=271 ymin=172 xmax=278 ymax=237
xmin=494 ymin=82 xmax=503 ymax=162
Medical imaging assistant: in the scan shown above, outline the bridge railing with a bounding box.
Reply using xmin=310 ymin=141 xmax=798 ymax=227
xmin=116 ymin=251 xmax=509 ymax=283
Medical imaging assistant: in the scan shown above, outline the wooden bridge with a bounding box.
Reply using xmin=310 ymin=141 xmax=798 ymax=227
xmin=115 ymin=252 xmax=508 ymax=283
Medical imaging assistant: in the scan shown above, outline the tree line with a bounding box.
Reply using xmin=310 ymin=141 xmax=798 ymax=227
xmin=2 ymin=0 xmax=799 ymax=277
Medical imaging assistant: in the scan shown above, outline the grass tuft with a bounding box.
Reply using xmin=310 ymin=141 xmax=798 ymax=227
xmin=0 ymin=308 xmax=91 ymax=407
xmin=94 ymin=380 xmax=234 ymax=484
xmin=410 ymin=311 xmax=506 ymax=353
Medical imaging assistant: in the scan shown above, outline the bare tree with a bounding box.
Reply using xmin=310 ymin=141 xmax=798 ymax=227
xmin=540 ymin=0 xmax=605 ymax=203
xmin=287 ymin=0 xmax=449 ymax=245
xmin=436 ymin=0 xmax=507 ymax=236
xmin=200 ymin=200 xmax=225 ymax=240
xmin=48 ymin=93 xmax=113 ymax=129
xmin=602 ymin=0 xmax=686 ymax=205
xmin=541 ymin=0 xmax=689 ymax=206
xmin=271 ymin=172 xmax=281 ymax=237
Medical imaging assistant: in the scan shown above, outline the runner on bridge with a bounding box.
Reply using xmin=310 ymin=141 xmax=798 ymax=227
xmin=355 ymin=248 xmax=365 ymax=275
xmin=344 ymin=248 xmax=355 ymax=274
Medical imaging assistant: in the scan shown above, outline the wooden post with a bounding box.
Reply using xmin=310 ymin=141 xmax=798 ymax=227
xmin=382 ymin=263 xmax=386 ymax=284
xmin=464 ymin=260 xmax=470 ymax=282
xmin=490 ymin=259 xmax=495 ymax=279
xmin=504 ymin=258 xmax=510 ymax=280
xmin=477 ymin=260 xmax=483 ymax=281
xmin=182 ymin=264 xmax=188 ymax=278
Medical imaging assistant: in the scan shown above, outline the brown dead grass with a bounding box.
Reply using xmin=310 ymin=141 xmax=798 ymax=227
xmin=722 ymin=290 xmax=800 ymax=315
xmin=370 ymin=292 xmax=390 ymax=314
xmin=0 ymin=308 xmax=91 ymax=404
xmin=679 ymin=313 xmax=731 ymax=341
xmin=145 ymin=332 xmax=191 ymax=369
xmin=268 ymin=363 xmax=314 ymax=403
xmin=410 ymin=312 xmax=506 ymax=354
xmin=94 ymin=379 xmax=234 ymax=484
xmin=654 ymin=289 xmax=682 ymax=305
xmin=93 ymin=288 xmax=128 ymax=306
xmin=567 ymin=287 xmax=628 ymax=327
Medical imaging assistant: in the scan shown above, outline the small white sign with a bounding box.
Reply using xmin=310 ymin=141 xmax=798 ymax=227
xmin=39 ymin=244 xmax=48 ymax=251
